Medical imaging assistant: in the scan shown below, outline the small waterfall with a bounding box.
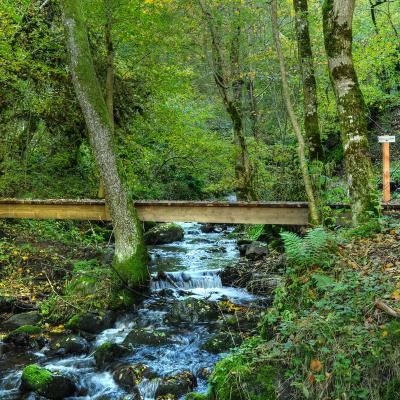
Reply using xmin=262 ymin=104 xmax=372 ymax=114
xmin=139 ymin=378 xmax=162 ymax=400
xmin=151 ymin=270 xmax=223 ymax=291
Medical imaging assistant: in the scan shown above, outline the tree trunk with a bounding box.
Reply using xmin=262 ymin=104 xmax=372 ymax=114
xmin=198 ymin=0 xmax=254 ymax=200
xmin=322 ymin=0 xmax=378 ymax=224
xmin=271 ymin=0 xmax=320 ymax=225
xmin=98 ymin=0 xmax=114 ymax=200
xmin=61 ymin=0 xmax=148 ymax=287
xmin=293 ymin=0 xmax=324 ymax=162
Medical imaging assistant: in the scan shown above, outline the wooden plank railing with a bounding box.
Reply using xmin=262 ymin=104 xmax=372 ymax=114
xmin=0 ymin=199 xmax=398 ymax=225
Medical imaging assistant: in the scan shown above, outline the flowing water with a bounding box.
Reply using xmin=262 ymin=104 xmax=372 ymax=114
xmin=0 ymin=223 xmax=261 ymax=400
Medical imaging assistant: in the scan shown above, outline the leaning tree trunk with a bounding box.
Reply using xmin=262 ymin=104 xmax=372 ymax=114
xmin=271 ymin=0 xmax=320 ymax=225
xmin=293 ymin=0 xmax=324 ymax=161
xmin=322 ymin=0 xmax=378 ymax=224
xmin=61 ymin=0 xmax=148 ymax=287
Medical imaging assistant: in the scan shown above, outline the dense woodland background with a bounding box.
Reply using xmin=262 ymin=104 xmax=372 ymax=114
xmin=1 ymin=0 xmax=399 ymax=203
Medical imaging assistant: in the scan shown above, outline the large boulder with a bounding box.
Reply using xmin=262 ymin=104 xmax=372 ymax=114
xmin=144 ymin=223 xmax=184 ymax=245
xmin=20 ymin=364 xmax=76 ymax=400
xmin=94 ymin=342 xmax=129 ymax=370
xmin=165 ymin=298 xmax=219 ymax=324
xmin=245 ymin=241 xmax=269 ymax=260
xmin=123 ymin=328 xmax=173 ymax=347
xmin=65 ymin=312 xmax=115 ymax=334
xmin=1 ymin=311 xmax=40 ymax=331
xmin=49 ymin=335 xmax=89 ymax=355
xmin=155 ymin=371 xmax=197 ymax=398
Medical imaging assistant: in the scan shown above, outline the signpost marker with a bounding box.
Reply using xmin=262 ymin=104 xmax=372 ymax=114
xmin=378 ymin=135 xmax=396 ymax=203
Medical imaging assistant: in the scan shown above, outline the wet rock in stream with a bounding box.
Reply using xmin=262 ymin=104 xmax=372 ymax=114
xmin=123 ymin=328 xmax=175 ymax=347
xmin=144 ymin=223 xmax=184 ymax=245
xmin=94 ymin=342 xmax=130 ymax=369
xmin=155 ymin=371 xmax=197 ymax=398
xmin=49 ymin=335 xmax=89 ymax=356
xmin=166 ymin=298 xmax=219 ymax=324
xmin=20 ymin=364 xmax=76 ymax=400
xmin=112 ymin=363 xmax=155 ymax=393
xmin=66 ymin=311 xmax=116 ymax=334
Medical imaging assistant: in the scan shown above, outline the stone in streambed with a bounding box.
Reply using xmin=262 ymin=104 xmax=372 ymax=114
xmin=50 ymin=335 xmax=89 ymax=355
xmin=112 ymin=363 xmax=155 ymax=393
xmin=245 ymin=241 xmax=269 ymax=260
xmin=144 ymin=223 xmax=184 ymax=245
xmin=166 ymin=298 xmax=219 ymax=324
xmin=20 ymin=364 xmax=76 ymax=400
xmin=1 ymin=311 xmax=41 ymax=331
xmin=66 ymin=311 xmax=115 ymax=334
xmin=94 ymin=342 xmax=129 ymax=370
xmin=123 ymin=328 xmax=174 ymax=347
xmin=155 ymin=371 xmax=197 ymax=398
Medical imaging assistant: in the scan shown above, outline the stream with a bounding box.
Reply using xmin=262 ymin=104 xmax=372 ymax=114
xmin=0 ymin=223 xmax=263 ymax=399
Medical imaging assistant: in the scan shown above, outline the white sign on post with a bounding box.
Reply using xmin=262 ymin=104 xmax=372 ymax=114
xmin=378 ymin=136 xmax=396 ymax=143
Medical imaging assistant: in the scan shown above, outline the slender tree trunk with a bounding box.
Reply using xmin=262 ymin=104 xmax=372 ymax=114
xmin=246 ymin=79 xmax=259 ymax=141
xmin=293 ymin=0 xmax=324 ymax=161
xmin=198 ymin=0 xmax=254 ymax=200
xmin=271 ymin=0 xmax=320 ymax=225
xmin=61 ymin=0 xmax=148 ymax=286
xmin=322 ymin=0 xmax=378 ymax=224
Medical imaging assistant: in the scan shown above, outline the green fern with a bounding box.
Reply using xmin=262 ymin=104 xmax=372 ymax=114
xmin=281 ymin=227 xmax=335 ymax=269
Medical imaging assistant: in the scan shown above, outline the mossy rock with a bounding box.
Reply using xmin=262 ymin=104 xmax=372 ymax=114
xmin=112 ymin=363 xmax=155 ymax=393
xmin=144 ymin=223 xmax=184 ymax=245
xmin=66 ymin=312 xmax=115 ymax=334
xmin=50 ymin=335 xmax=89 ymax=355
xmin=123 ymin=328 xmax=174 ymax=347
xmin=12 ymin=325 xmax=42 ymax=335
xmin=201 ymin=331 xmax=243 ymax=354
xmin=155 ymin=371 xmax=197 ymax=398
xmin=94 ymin=342 xmax=129 ymax=370
xmin=166 ymin=298 xmax=219 ymax=324
xmin=1 ymin=311 xmax=40 ymax=331
xmin=20 ymin=364 xmax=76 ymax=400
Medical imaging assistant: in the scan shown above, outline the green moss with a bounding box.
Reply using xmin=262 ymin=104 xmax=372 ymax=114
xmin=12 ymin=325 xmax=42 ymax=335
xmin=382 ymin=378 xmax=400 ymax=400
xmin=113 ymin=240 xmax=148 ymax=287
xmin=65 ymin=314 xmax=81 ymax=330
xmin=185 ymin=393 xmax=209 ymax=400
xmin=21 ymin=365 xmax=52 ymax=391
xmin=109 ymin=287 xmax=138 ymax=310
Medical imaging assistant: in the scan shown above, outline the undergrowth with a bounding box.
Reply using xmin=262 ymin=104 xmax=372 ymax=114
xmin=210 ymin=223 xmax=400 ymax=400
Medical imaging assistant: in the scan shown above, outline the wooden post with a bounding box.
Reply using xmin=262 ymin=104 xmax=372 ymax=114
xmin=379 ymin=135 xmax=396 ymax=203
xmin=383 ymin=142 xmax=390 ymax=203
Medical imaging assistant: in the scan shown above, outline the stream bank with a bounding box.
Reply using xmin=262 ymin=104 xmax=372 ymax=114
xmin=0 ymin=222 xmax=271 ymax=399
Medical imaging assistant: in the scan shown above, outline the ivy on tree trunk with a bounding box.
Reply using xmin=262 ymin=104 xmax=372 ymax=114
xmin=293 ymin=0 xmax=324 ymax=162
xmin=323 ymin=0 xmax=378 ymax=224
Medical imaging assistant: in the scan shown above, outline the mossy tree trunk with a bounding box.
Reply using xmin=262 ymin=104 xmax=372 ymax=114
xmin=322 ymin=0 xmax=378 ymax=224
xmin=271 ymin=0 xmax=320 ymax=225
xmin=293 ymin=0 xmax=324 ymax=162
xmin=61 ymin=0 xmax=148 ymax=287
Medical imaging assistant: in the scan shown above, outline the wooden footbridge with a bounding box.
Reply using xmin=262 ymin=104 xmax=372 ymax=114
xmin=0 ymin=199 xmax=398 ymax=225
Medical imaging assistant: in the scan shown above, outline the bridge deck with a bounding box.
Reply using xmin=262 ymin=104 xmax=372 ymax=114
xmin=0 ymin=199 xmax=398 ymax=225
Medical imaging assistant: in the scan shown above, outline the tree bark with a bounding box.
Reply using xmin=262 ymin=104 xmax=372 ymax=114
xmin=293 ymin=0 xmax=324 ymax=162
xmin=198 ymin=0 xmax=254 ymax=200
xmin=322 ymin=0 xmax=378 ymax=224
xmin=98 ymin=0 xmax=114 ymax=200
xmin=61 ymin=0 xmax=148 ymax=286
xmin=271 ymin=0 xmax=320 ymax=225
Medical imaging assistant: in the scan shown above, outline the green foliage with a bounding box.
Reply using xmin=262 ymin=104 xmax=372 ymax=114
xmin=243 ymin=224 xmax=265 ymax=241
xmin=210 ymin=337 xmax=277 ymax=400
xmin=281 ymin=227 xmax=335 ymax=269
